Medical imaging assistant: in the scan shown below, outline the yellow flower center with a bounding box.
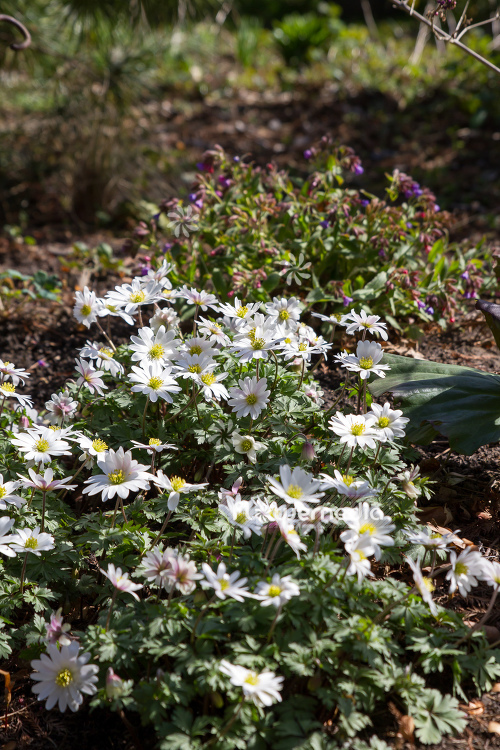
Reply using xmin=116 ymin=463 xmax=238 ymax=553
xmin=170 ymin=476 xmax=186 ymax=492
xmin=430 ymin=533 xmax=442 ymax=540
xmin=240 ymin=439 xmax=253 ymax=452
xmin=279 ymin=310 xmax=290 ymax=320
xmin=359 ymin=522 xmax=377 ymax=535
xmin=299 ymin=343 xmax=308 ymax=351
xmin=148 ymin=376 xmax=163 ymax=390
xmin=3 ymin=362 xmax=12 ymax=368
xmin=107 ymin=470 xmax=126 ymax=485
xmin=149 ymin=343 xmax=165 ymax=360
xmin=422 ymin=577 xmax=435 ymax=593
xmin=2 ymin=383 xmax=15 ymax=393
xmin=235 ymin=511 xmax=248 ymax=524
xmin=455 ymin=562 xmax=468 ymax=576
xmin=99 ymin=347 xmax=114 ymax=358
xmin=81 ymin=304 xmax=92 ymax=316
xmin=342 ymin=474 xmax=355 ymax=486
xmin=201 ymin=372 xmax=216 ymax=386
xmin=287 ymin=484 xmax=303 ymax=499
xmin=130 ymin=291 xmax=146 ymax=304
xmin=284 ymin=337 xmax=292 ymax=344
xmin=0 ymin=486 xmax=6 ymax=498
xmin=55 ymin=668 xmax=73 ymax=687
xmin=350 ymin=424 xmax=365 ymax=436
xmin=268 ymin=584 xmax=281 ymax=597
xmin=359 ymin=357 xmax=374 ymax=370
xmin=92 ymin=439 xmax=108 ymax=452
xmin=106 ymin=304 xmax=118 ymax=312
xmin=356 ymin=550 xmax=367 ymax=561
xmin=188 ymin=364 xmax=202 ymax=374
xmin=245 ymin=394 xmax=258 ymax=405
xmin=377 ymin=417 xmax=391 ymax=428
xmin=244 ymin=673 xmax=259 ymax=686
xmin=219 ymin=578 xmax=230 ymax=591
xmin=189 ymin=345 xmax=202 ymax=355
xmin=25 ymin=536 xmax=38 ymax=549
xmin=252 ymin=338 xmax=266 ymax=350
xmin=237 ymin=306 xmax=249 ymax=318
xmin=149 ymin=438 xmax=162 ymax=446
xmin=35 ymin=439 xmax=50 ymax=453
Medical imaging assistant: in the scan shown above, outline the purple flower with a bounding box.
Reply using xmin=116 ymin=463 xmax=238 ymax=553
xmin=342 ymin=294 xmax=353 ymax=307
xmin=320 ymin=220 xmax=329 ymax=229
xmin=188 ymin=193 xmax=198 ymax=202
xmin=463 ymin=291 xmax=475 ymax=299
xmin=353 ymin=164 xmax=364 ymax=175
xmin=417 ymin=300 xmax=425 ymax=310
xmin=378 ymin=249 xmax=387 ymax=259
xmin=303 ymin=149 xmax=313 ymax=160
xmin=233 ymin=156 xmax=240 ymax=163
xmin=37 ymin=360 xmax=48 ymax=368
xmin=460 ymin=271 xmax=469 ymax=280
xmin=434 ymin=204 xmax=440 ymax=212
xmin=218 ymin=176 xmax=232 ymax=189
xmin=425 ymin=306 xmax=434 ymax=315
xmin=162 ymin=243 xmax=173 ymax=253
xmin=360 ymin=199 xmax=370 ymax=207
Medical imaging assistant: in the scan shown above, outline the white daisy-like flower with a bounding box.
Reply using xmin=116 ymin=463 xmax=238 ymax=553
xmin=195 ymin=369 xmax=229 ymax=401
xmin=320 ymin=470 xmax=378 ymax=501
xmin=196 ymin=316 xmax=230 ymax=345
xmin=303 ymin=381 xmax=324 ymax=405
xmin=129 ymin=326 xmax=180 ymax=365
xmin=73 ymin=287 xmax=104 ymax=329
xmin=0 ymin=359 xmax=30 ymax=385
xmin=218 ymin=495 xmax=262 ymax=539
xmin=178 ymin=286 xmax=218 ymax=311
xmin=232 ymin=433 xmax=264 ymax=464
xmin=10 ymin=525 xmax=55 ymax=556
xmin=0 ymin=516 xmax=17 ymax=557
xmin=30 ymin=641 xmax=98 ymax=712
xmin=311 ymin=311 xmax=348 ymax=326
xmin=95 ymin=299 xmax=135 ymax=326
xmin=230 ymin=325 xmax=281 ymax=363
xmin=79 ymin=341 xmax=124 ymax=378
xmin=0 ymin=473 xmax=25 ymax=509
xmin=130 ymin=438 xmax=177 ymax=454
xmin=328 ymin=412 xmax=378 ymax=450
xmin=483 ymin=560 xmax=500 ymax=592
xmin=45 ymin=608 xmax=72 ymax=647
xmin=17 ymin=467 xmax=76 ymax=493
xmin=175 ymin=352 xmax=217 ymax=381
xmin=345 ymin=534 xmax=376 ymax=583
xmin=277 ymin=516 xmax=307 ymax=559
xmin=265 ymin=297 xmax=301 ymax=329
xmin=201 ymin=562 xmax=252 ymax=601
xmin=45 ymin=390 xmax=78 ymax=424
xmin=82 ymin=447 xmax=155 ymax=501
xmin=144 ymin=259 xmax=173 ymax=288
xmin=335 ymin=340 xmax=390 ymax=380
xmin=75 ymin=359 xmax=107 ymax=396
xmin=0 ymin=382 xmax=33 ymax=409
xmin=367 ymin=403 xmax=409 ymax=441
xmin=180 ymin=336 xmax=218 ymax=358
xmin=398 ymin=465 xmax=421 ymax=499
xmin=267 ymin=464 xmax=324 ymax=513
xmin=164 ymin=553 xmax=202 ymax=594
xmin=218 ymin=476 xmax=243 ymax=501
xmin=219 ymin=661 xmax=284 ymax=707
xmin=129 ymin=361 xmax=181 ymax=403
xmin=150 ymin=306 xmax=179 ymax=334
xmin=154 ymin=469 xmax=208 ymax=511
xmin=404 ymin=526 xmax=459 ymax=551
xmin=254 ymin=574 xmax=300 ymax=608
xmin=228 ymin=376 xmax=270 ymax=420
xmin=340 ymin=502 xmax=395 ymax=560
xmin=140 ymin=546 xmax=177 ymax=588
xmin=406 ymin=556 xmax=438 ymax=616
xmin=100 ymin=562 xmax=143 ymax=601
xmin=77 ymin=435 xmax=109 ymax=466
xmin=446 ymin=548 xmax=486 ymax=597
xmin=11 ymin=427 xmax=72 ymax=466
xmin=281 ymin=338 xmax=331 ymax=363
xmin=343 ymin=310 xmax=389 ymax=340
xmin=254 ymin=498 xmax=290 ymax=527
xmin=216 ymin=297 xmax=261 ymax=322
xmin=105 ymin=279 xmax=163 ymax=315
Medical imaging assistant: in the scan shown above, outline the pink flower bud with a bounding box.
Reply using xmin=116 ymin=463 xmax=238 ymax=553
xmin=106 ymin=667 xmax=124 ymax=699
xmin=20 ymin=416 xmax=30 ymax=429
xmin=301 ymin=441 xmax=316 ymax=462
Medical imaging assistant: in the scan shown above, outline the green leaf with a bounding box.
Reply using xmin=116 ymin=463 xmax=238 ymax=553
xmin=411 ymin=689 xmax=467 ymax=745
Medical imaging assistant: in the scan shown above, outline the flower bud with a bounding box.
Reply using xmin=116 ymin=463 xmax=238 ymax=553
xmin=20 ymin=415 xmax=30 ymax=429
xmin=106 ymin=667 xmax=124 ymax=699
xmin=301 ymin=441 xmax=316 ymax=462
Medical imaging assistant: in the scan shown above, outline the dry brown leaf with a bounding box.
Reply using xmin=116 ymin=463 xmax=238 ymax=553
xmin=399 ymin=715 xmax=415 ymax=742
xmin=459 ymin=700 xmax=484 ymax=716
xmin=488 ymin=721 xmax=500 ymax=735
xmin=491 ymin=683 xmax=500 ymax=693
xmin=417 ymin=506 xmax=454 ymax=526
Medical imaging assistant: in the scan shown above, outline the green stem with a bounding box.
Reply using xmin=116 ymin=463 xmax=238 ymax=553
xmin=150 ymin=511 xmax=172 ymax=549
xmin=41 ymin=491 xmax=47 ymax=533
xmin=298 ymin=359 xmax=305 ymax=390
xmin=142 ymin=395 xmax=150 ymax=439
xmin=455 ymin=589 xmax=499 ymax=647
xmin=105 ymin=589 xmax=118 ymax=631
xmin=269 ymin=350 xmax=279 ymax=397
xmin=190 ymin=594 xmax=216 ymax=646
xmin=19 ymin=552 xmax=29 ymax=594
xmin=267 ymin=605 xmax=282 ymax=642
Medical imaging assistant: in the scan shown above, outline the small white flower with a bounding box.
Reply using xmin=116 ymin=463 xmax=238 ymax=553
xmin=220 ymin=660 xmax=284 ymax=707
xmin=45 ymin=608 xmax=72 ymax=646
xmin=96 ymin=299 xmax=135 ymax=326
xmin=303 ymin=381 xmax=324 ymax=405
xmin=129 ymin=361 xmax=181 ymax=403
xmin=201 ymin=562 xmax=252 ymax=601
xmin=267 ymin=464 xmax=324 ymax=513
xmin=446 ymin=548 xmax=486 ymax=597
xmin=100 ymin=563 xmax=143 ymax=600
xmin=154 ymin=470 xmax=208 ymax=511
xmin=320 ymin=470 xmax=378 ymax=501
xmin=311 ymin=311 xmax=348 ymax=326
xmin=230 ymin=326 xmax=281 ymax=363
xmin=130 ymin=438 xmax=177 ymax=454
xmin=0 ymin=382 xmax=33 ymax=409
xmin=73 ymin=287 xmax=104 ymax=329
xmin=340 ymin=502 xmax=395 ymax=560
xmin=105 ymin=279 xmax=163 ymax=315
xmin=140 ymin=546 xmax=177 ymax=588
xmin=277 ymin=517 xmax=307 ymax=559
xmin=77 ymin=435 xmax=110 ymax=465
xmin=166 ymin=205 xmax=199 ymax=237
xmin=10 ymin=525 xmax=55 ymax=556
xmin=216 ymin=297 xmax=261 ymax=321
xmin=180 ymin=336 xmax=218 ymax=358
xmin=254 ymin=574 xmax=299 ymax=608
xmin=219 ymin=495 xmax=262 ymax=539
xmin=398 ymin=465 xmax=421 ymax=499
xmin=0 ymin=359 xmax=30 ymax=385
xmin=196 ymin=316 xmax=230 ymax=345
xmin=232 ymin=433 xmax=264 ymax=463
xmin=0 ymin=516 xmax=17 ymax=557
xmin=31 ymin=641 xmax=98 ymax=712
xmin=144 ymin=259 xmax=174 ymax=288
xmin=175 ymin=352 xmax=216 ymax=381
xmin=0 ymin=473 xmax=25 ymax=509
xmin=406 ymin=556 xmax=438 ymax=616
xmin=195 ymin=369 xmax=229 ymax=402
xmin=82 ymin=447 xmax=155 ymax=501
xmin=164 ymin=553 xmax=202 ymax=594
xmin=345 ymin=534 xmax=375 ymax=583
xmin=178 ymin=286 xmax=218 ymax=310
xmin=11 ymin=427 xmax=72 ymax=465
xmin=335 ymin=340 xmax=390 ymax=380
xmin=79 ymin=341 xmax=124 ymax=378
xmin=45 ymin=390 xmax=78 ymax=424
xmin=150 ymin=306 xmax=179 ymax=334
xmin=405 ymin=526 xmax=458 ymax=551
xmin=483 ymin=560 xmax=500 ymax=592
xmin=17 ymin=467 xmax=77 ymax=493
xmin=254 ymin=498 xmax=289 ymax=526
xmin=367 ymin=403 xmax=409 ymax=441
xmin=343 ymin=310 xmax=389 ymax=340
xmin=328 ymin=412 xmax=378 ymax=450
xmin=228 ymin=376 xmax=270 ymax=420
xmin=75 ymin=359 xmax=107 ymax=396
xmin=265 ymin=297 xmax=301 ymax=328
xmin=129 ymin=326 xmax=179 ymax=365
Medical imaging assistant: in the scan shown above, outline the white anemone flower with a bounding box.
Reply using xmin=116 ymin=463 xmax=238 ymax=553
xmin=254 ymin=498 xmax=290 ymax=527
xmin=45 ymin=390 xmax=78 ymax=424
xmin=77 ymin=435 xmax=109 ymax=466
xmin=340 ymin=502 xmax=395 ymax=560
xmin=178 ymin=286 xmax=218 ymax=311
xmin=100 ymin=563 xmax=143 ymax=600
xmin=0 ymin=516 xmax=17 ymax=557
xmin=154 ymin=470 xmax=208 ymax=511
xmin=130 ymin=438 xmax=177 ymax=454
xmin=0 ymin=474 xmax=25 ymax=509
xmin=75 ymin=359 xmax=107 ymax=396
xmin=0 ymin=359 xmax=30 ymax=385
xmin=17 ymin=467 xmax=76 ymax=493
xmin=105 ymin=279 xmax=164 ymax=314
xmin=129 ymin=326 xmax=180 ymax=364
xmin=175 ymin=352 xmax=216 ymax=381
xmin=231 ymin=433 xmax=265 ymax=463
xmin=254 ymin=574 xmax=300 ymax=608
xmin=277 ymin=516 xmax=307 ymax=559
xmin=367 ymin=403 xmax=409 ymax=441
xmin=201 ymin=562 xmax=252 ymax=601
xmin=267 ymin=464 xmax=324 ymax=512
xmin=144 ymin=259 xmax=173 ymax=288
xmin=180 ymin=336 xmax=218 ymax=358
xmin=164 ymin=553 xmax=202 ymax=594
xmin=229 ymin=325 xmax=281 ymax=363
xmin=281 ymin=338 xmax=331 ymax=363
xmin=343 ymin=310 xmax=389 ymax=340
xmin=345 ymin=534 xmax=376 ymax=583
xmin=227 ymin=376 xmax=270 ymax=419
xmin=215 ymin=297 xmax=261 ymax=321
xmin=95 ymin=299 xmax=135 ymax=326
xmin=311 ymin=311 xmax=348 ymax=326
xmin=406 ymin=556 xmax=438 ymax=616
xmin=404 ymin=526 xmax=459 ymax=551
xmin=10 ymin=526 xmax=55 ymax=556
xmin=196 ymin=316 xmax=230 ymax=345
xmin=328 ymin=412 xmax=378 ymax=450
xmin=45 ymin=608 xmax=72 ymax=647
xmin=483 ymin=560 xmax=500 ymax=592
xmin=140 ymin=547 xmax=177 ymax=588
xmin=11 ymin=427 xmax=72 ymax=465
xmin=320 ymin=470 xmax=378 ymax=501
xmin=219 ymin=661 xmax=284 ymax=707
xmin=265 ymin=297 xmax=301 ymax=329
xmin=195 ymin=370 xmax=230 ymax=401
xmin=218 ymin=495 xmax=262 ymax=539
xmin=303 ymin=382 xmax=324 ymax=405
xmin=82 ymin=447 xmax=155 ymax=501
xmin=79 ymin=341 xmax=124 ymax=377
xmin=30 ymin=641 xmax=98 ymax=712
xmin=73 ymin=287 xmax=104 ymax=329
xmin=446 ymin=548 xmax=486 ymax=597
xmin=129 ymin=362 xmax=181 ymax=403
xmin=335 ymin=340 xmax=390 ymax=380
xmin=150 ymin=306 xmax=179 ymax=334
xmin=0 ymin=382 xmax=33 ymax=409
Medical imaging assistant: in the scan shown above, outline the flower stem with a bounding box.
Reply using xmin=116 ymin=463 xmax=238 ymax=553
xmin=96 ymin=320 xmax=116 ymax=352
xmin=150 ymin=511 xmax=172 ymax=548
xmin=269 ymin=350 xmax=279 ymax=396
xmin=141 ymin=395 xmax=150 ymax=438
xmin=345 ymin=446 xmax=355 ymax=474
xmin=267 ymin=605 xmax=282 ymax=642
xmin=19 ymin=552 xmax=29 ymax=594
xmin=456 ymin=589 xmax=499 ymax=647
xmin=41 ymin=491 xmax=47 ymax=533
xmin=190 ymin=594 xmax=216 ymax=646
xmin=105 ymin=589 xmax=118 ymax=631
xmin=298 ymin=359 xmax=305 ymax=390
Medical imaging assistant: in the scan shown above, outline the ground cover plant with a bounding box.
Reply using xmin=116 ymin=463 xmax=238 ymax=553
xmin=1 ymin=258 xmax=500 ymax=749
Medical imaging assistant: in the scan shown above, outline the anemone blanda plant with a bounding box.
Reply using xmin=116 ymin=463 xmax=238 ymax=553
xmin=0 ymin=260 xmax=493 ymax=750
